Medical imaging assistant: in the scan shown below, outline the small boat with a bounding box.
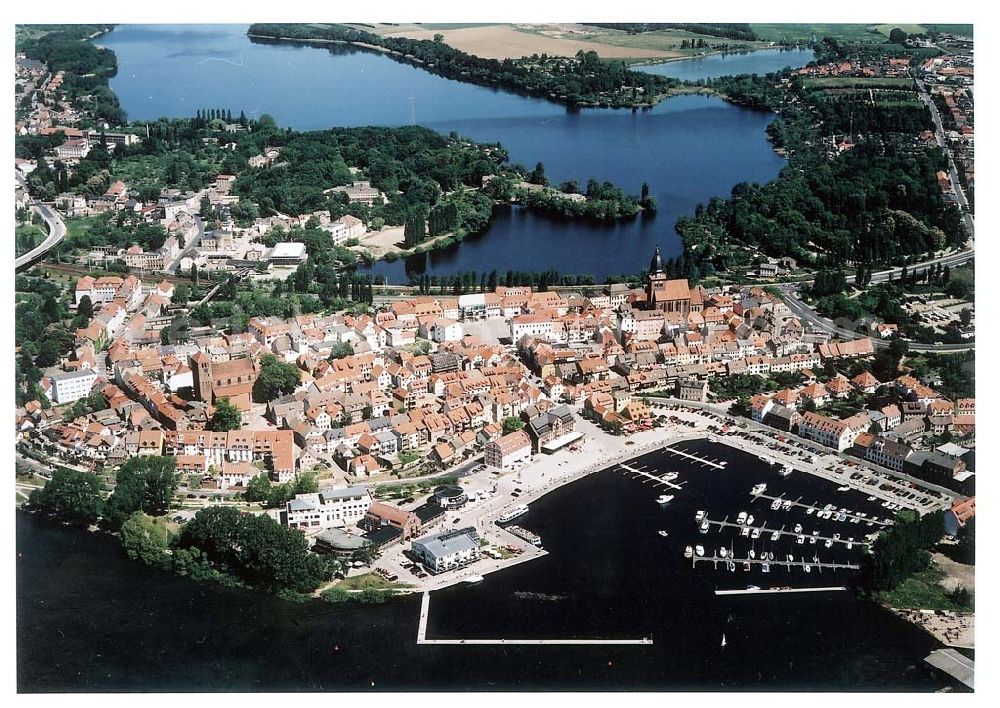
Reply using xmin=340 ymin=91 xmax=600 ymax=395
xmin=684 ymin=545 xmax=694 ymax=558
xmin=719 ymin=547 xmax=728 ymax=558
xmin=751 ymin=527 xmax=761 ymax=539
xmin=786 ymin=554 xmax=795 ymax=562
xmin=824 ymin=539 xmax=833 ymax=548
xmin=695 ymin=545 xmax=705 ymax=557
xmin=743 ymin=561 xmax=751 ymax=572
xmin=747 ymin=584 xmax=761 ymax=591
xmin=833 ymin=533 xmax=841 ymax=540
xmin=770 ymin=530 xmax=781 ymax=542
xmin=658 ymin=530 xmax=669 ymax=538
xmin=768 ymin=552 xmax=776 ymax=561
xmin=727 ymin=561 xmax=736 ymax=572
xmin=837 ymin=485 xmax=850 ymax=492
xmin=780 ymin=466 xmax=793 ymax=477
xmin=762 ymin=562 xmax=771 ymax=573
xmin=809 ymin=535 xmax=817 ymax=545
xmin=736 ymin=511 xmax=748 ymax=525
xmin=741 ymin=526 xmax=751 ymax=537
xmin=866 ymin=496 xmax=877 ymax=502
xmin=781 ymin=500 xmax=792 ymax=511
xmin=746 ymin=515 xmax=755 ymax=526
xmin=695 ymin=510 xmax=706 ymax=523
xmin=699 ymin=520 xmax=711 ymax=533
xmin=656 ymin=494 xmax=674 ymax=504
xmin=664 ymin=471 xmax=679 ymax=481
xmin=749 ymin=549 xmax=756 ymax=559
xmin=796 ymin=535 xmax=805 ymax=545
xmin=794 ymin=523 xmax=803 ymax=534
xmin=804 ymin=564 xmax=812 ymax=574
xmin=721 ymin=633 xmax=727 ymax=647
xmin=462 ymin=574 xmax=485 ymax=584
xmin=751 ymin=483 xmax=767 ymax=495
xmin=770 ymin=499 xmax=782 ymax=511
xmin=851 ymin=516 xmax=861 ymax=524
xmin=805 ymin=507 xmax=815 ymax=516
xmin=847 ymin=538 xmax=854 ymax=549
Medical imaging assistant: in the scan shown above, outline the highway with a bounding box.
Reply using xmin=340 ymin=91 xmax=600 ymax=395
xmin=15 ymin=170 xmax=68 ymax=273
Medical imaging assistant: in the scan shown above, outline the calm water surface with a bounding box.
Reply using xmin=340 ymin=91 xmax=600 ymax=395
xmin=102 ymin=25 xmax=791 ymax=282
xmin=634 ymin=47 xmax=816 ymax=82
xmin=17 ymin=441 xmax=946 ymax=691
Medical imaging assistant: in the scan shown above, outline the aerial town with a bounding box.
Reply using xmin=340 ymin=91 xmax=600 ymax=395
xmin=14 ymin=20 xmax=975 ymax=693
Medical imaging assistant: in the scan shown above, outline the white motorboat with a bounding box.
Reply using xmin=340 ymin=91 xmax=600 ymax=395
xmin=741 ymin=526 xmax=751 ymax=537
xmin=867 ymin=496 xmax=877 ymax=502
xmin=833 ymin=533 xmax=841 ymax=540
xmin=751 ymin=527 xmax=761 ymax=539
xmin=700 ymin=519 xmax=711 ymax=533
xmin=664 ymin=471 xmax=679 ymax=481
xmin=770 ymin=499 xmax=782 ymax=511
xmin=658 ymin=530 xmax=669 ymax=537
xmin=796 ymin=535 xmax=805 ymax=545
xmin=762 ymin=562 xmax=771 ymax=573
xmin=780 ymin=465 xmax=793 ymax=477
xmin=786 ymin=554 xmax=795 ymax=562
xmin=805 ymin=507 xmax=815 ymax=516
xmin=684 ymin=545 xmax=694 ymax=558
xmin=770 ymin=530 xmax=781 ymax=542
xmin=746 ymin=515 xmax=755 ymax=526
xmin=656 ymin=494 xmax=674 ymax=504
xmin=794 ymin=523 xmax=803 ymax=534
xmin=837 ymin=485 xmax=850 ymax=492
xmin=719 ymin=547 xmax=728 ymax=558
xmin=809 ymin=536 xmax=817 ymax=545
xmin=462 ymin=574 xmax=485 ymax=584
xmin=695 ymin=510 xmax=706 ymax=523
xmin=804 ymin=564 xmax=812 ymax=573
xmin=721 ymin=633 xmax=727 ymax=647
xmin=736 ymin=511 xmax=748 ymax=525
xmin=695 ymin=545 xmax=705 ymax=557
xmin=751 ymin=483 xmax=767 ymax=495
xmin=824 ymin=539 xmax=833 ymax=549
xmin=749 ymin=549 xmax=756 ymax=559
xmin=782 ymin=500 xmax=793 ymax=511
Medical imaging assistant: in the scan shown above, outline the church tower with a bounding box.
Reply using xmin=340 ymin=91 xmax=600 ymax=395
xmin=647 ymin=245 xmax=667 ymax=309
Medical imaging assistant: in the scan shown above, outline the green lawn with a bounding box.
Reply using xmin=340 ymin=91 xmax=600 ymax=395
xmin=751 ymin=23 xmax=885 ymax=43
xmin=337 ymin=572 xmax=414 ymax=590
xmin=580 ymin=28 xmax=768 ymax=56
xmin=802 ymin=77 xmax=915 ymax=89
xmin=875 ymin=565 xmax=974 ymax=611
xmin=871 ymin=24 xmax=929 ymax=38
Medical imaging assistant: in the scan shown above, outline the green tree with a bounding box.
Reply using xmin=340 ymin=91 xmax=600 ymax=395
xmin=888 ymin=27 xmax=908 ymax=43
xmin=76 ymin=295 xmax=94 ymax=322
xmin=502 ymin=416 xmax=525 ymax=434
xmin=209 ymin=397 xmax=243 ymax=431
xmin=120 ymin=512 xmax=172 ymax=569
xmin=103 ymin=456 xmax=178 ymax=529
xmin=252 ymin=355 xmax=301 ymax=403
xmin=245 ymin=472 xmax=272 ymax=502
xmin=28 ymin=468 xmax=104 ymax=526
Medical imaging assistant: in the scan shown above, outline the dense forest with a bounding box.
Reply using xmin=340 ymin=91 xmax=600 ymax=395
xmin=247 ymin=23 xmax=676 ymax=108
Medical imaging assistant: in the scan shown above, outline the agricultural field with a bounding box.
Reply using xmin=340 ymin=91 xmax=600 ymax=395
xmin=801 ymin=76 xmax=916 ymax=89
xmin=750 ymin=23 xmax=887 ymax=43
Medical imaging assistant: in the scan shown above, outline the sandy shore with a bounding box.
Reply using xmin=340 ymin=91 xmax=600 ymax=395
xmin=890 ymin=607 xmax=974 ymax=648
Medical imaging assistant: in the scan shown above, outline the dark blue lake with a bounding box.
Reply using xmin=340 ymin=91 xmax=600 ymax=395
xmin=17 ymin=441 xmax=948 ymax=691
xmin=102 ymin=24 xmax=790 ymax=282
xmin=634 ymin=47 xmax=816 ymax=82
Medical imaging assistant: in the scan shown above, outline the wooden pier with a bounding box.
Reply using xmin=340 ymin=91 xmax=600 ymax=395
xmin=619 ymin=462 xmax=685 ymax=491
xmin=714 ymin=586 xmax=847 ymax=595
xmin=691 ymin=555 xmax=860 ymax=571
xmin=700 ymin=516 xmax=870 ymax=548
xmin=750 ymin=491 xmax=890 ymax=527
xmin=416 ymin=592 xmax=653 ymax=646
xmin=661 ymin=446 xmax=727 ymax=469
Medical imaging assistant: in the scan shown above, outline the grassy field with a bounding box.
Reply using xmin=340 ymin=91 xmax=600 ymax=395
xmin=337 ymin=572 xmax=414 ymax=590
xmin=871 ymin=24 xmax=929 ymax=38
xmin=751 ymin=23 xmax=885 ymax=43
xmin=876 ymin=565 xmax=974 ymax=611
xmin=62 ymin=214 xmax=102 ymax=246
xmin=801 ymin=76 xmax=915 ymax=89
xmin=577 ymin=27 xmax=770 ymax=59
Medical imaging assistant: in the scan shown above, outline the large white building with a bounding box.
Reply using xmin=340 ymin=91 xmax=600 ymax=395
xmin=484 ymin=430 xmax=532 ymax=470
xmin=49 ymin=369 xmax=98 ymax=404
xmin=410 ymin=527 xmax=480 ymax=573
xmin=284 ymin=486 xmax=373 ymax=531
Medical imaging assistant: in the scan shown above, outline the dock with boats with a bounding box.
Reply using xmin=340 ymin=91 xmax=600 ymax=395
xmin=690 ymin=555 xmax=860 ymax=572
xmin=749 ymin=491 xmax=891 ymax=527
xmin=714 ymin=586 xmax=847 ymax=595
xmin=618 ymin=462 xmax=685 ymax=491
xmin=698 ymin=515 xmax=870 ymax=548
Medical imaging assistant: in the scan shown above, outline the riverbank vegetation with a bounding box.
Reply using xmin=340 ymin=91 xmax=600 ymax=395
xmin=247 ymin=23 xmax=677 ymax=108
xmin=860 ymin=509 xmax=945 ymax=594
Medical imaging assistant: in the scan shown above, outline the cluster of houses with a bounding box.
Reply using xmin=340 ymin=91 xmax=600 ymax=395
xmin=794 ymin=55 xmax=914 ymax=80
xmin=921 ymin=55 xmax=974 ymax=198
xmin=748 ymin=372 xmax=974 ymax=489
xmin=15 ymin=54 xmax=84 ymax=138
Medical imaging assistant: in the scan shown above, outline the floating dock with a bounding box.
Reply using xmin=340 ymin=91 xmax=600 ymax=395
xmin=750 ymin=491 xmax=890 ymax=527
xmin=618 ymin=462 xmax=684 ymax=491
xmin=417 ymin=592 xmax=653 ymax=645
xmin=714 ymin=586 xmax=847 ymax=595
xmin=661 ymin=446 xmax=727 ymax=469
xmin=699 ymin=516 xmax=870 ymax=548
xmin=691 ymin=555 xmax=860 ymax=571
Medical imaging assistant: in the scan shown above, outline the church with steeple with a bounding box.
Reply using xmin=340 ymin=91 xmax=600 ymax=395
xmin=645 ymin=245 xmax=694 ymax=315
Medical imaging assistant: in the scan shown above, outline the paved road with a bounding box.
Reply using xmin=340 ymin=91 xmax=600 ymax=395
xmin=15 ymin=171 xmax=68 ymax=273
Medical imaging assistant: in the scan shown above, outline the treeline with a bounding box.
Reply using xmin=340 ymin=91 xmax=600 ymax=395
xmin=16 ymin=25 xmax=125 ymax=125
xmin=587 ymin=23 xmax=757 ymax=41
xmin=410 ymin=269 xmax=596 ymax=294
xmin=860 ymin=509 xmax=943 ymax=593
xmin=15 ymin=275 xmax=75 ymax=406
xmin=513 ymin=182 xmax=644 ymax=221
xmin=247 ymin=23 xmax=675 ymax=108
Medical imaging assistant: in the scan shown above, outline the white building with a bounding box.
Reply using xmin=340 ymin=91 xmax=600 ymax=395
xmin=484 ymin=430 xmax=532 ymax=470
xmin=410 ymin=527 xmax=480 ymax=573
xmin=50 ymin=369 xmax=98 ymax=404
xmin=284 ymin=486 xmax=373 ymax=531
xmin=431 ymin=318 xmax=464 ymax=343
